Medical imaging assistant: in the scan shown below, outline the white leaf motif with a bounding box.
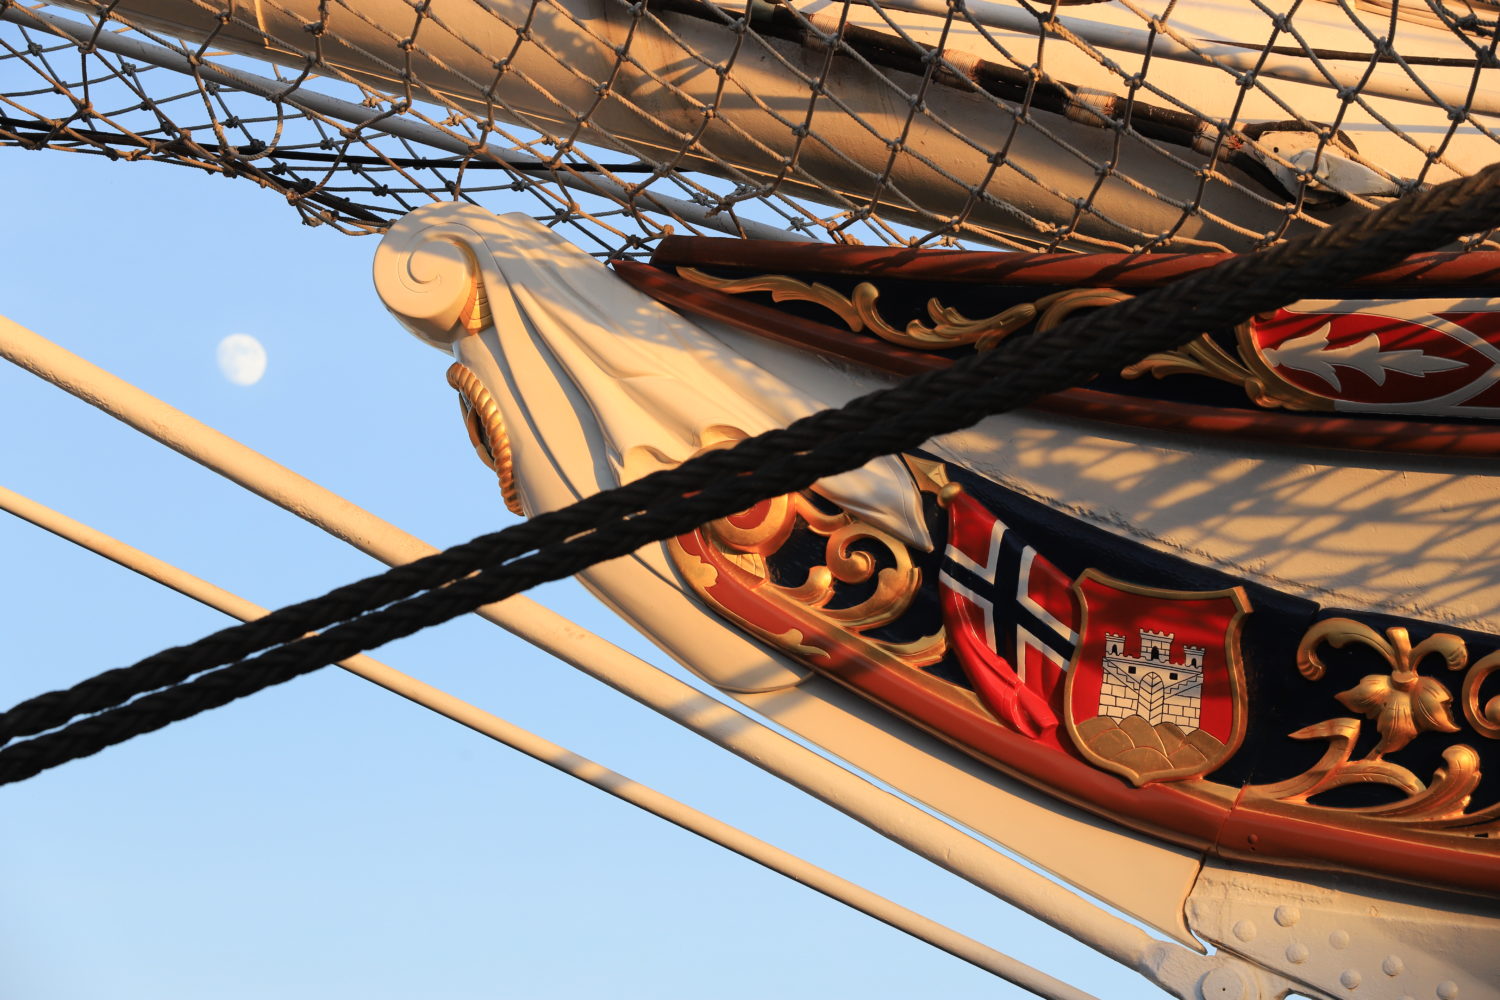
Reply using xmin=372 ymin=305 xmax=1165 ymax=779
xmin=1262 ymin=322 xmax=1468 ymax=391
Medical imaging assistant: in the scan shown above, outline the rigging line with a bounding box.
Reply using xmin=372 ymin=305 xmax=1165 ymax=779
xmin=9 ymin=123 xmax=1500 ymax=980
xmin=0 ymin=3 xmax=798 ymax=243
xmin=0 ymin=115 xmax=661 ymax=172
xmin=0 ymin=484 xmax=1094 ymax=1000
xmin=0 ymin=314 xmax=1206 ymax=980
xmin=7 ymin=153 xmax=1500 ymax=754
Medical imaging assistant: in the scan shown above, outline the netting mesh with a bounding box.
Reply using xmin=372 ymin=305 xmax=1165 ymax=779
xmin=4 ymin=0 xmax=1499 ymax=256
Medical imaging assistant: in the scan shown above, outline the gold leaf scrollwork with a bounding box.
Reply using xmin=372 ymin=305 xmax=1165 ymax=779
xmin=1125 ymin=336 xmax=1267 ymax=399
xmin=1356 ymin=745 xmax=1481 ymax=822
xmin=1463 ymin=649 xmax=1500 ymax=739
xmin=446 ymin=362 xmax=524 ymax=516
xmin=672 ymin=488 xmax=945 ymax=673
xmin=1121 ymin=324 xmax=1330 ymax=411
xmin=1249 ymin=719 xmax=1482 ymax=825
xmin=678 ymin=264 xmax=1333 ymax=414
xmin=1246 ymin=618 xmax=1499 ymax=832
xmin=1248 ymin=718 xmax=1425 ymax=803
xmin=1030 ymin=288 xmax=1132 ymax=333
xmin=677 ymin=267 xmax=1039 ymax=350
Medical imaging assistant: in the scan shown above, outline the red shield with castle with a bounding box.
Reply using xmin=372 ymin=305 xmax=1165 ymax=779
xmin=1064 ymin=570 xmax=1251 ymax=786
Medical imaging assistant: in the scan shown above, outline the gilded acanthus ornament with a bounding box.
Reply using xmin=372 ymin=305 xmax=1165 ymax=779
xmin=1121 ymin=328 xmax=1330 ymax=411
xmin=675 ymin=268 xmax=1125 ymax=352
xmin=1299 ymin=620 xmax=1464 ymax=757
xmin=670 ymin=488 xmax=945 ymax=678
xmin=1243 ymin=618 xmax=1500 ymax=831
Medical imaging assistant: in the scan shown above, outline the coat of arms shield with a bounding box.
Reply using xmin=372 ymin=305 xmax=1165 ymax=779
xmin=1064 ymin=570 xmax=1251 ymax=786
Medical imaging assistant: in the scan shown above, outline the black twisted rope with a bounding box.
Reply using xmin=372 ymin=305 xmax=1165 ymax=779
xmin=5 ymin=162 xmax=1500 ymax=785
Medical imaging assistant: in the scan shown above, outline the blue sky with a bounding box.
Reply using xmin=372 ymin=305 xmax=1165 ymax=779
xmin=0 ymin=149 xmax=1170 ymax=999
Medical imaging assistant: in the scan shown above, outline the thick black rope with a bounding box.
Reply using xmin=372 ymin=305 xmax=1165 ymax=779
xmin=6 ymin=162 xmax=1500 ymax=785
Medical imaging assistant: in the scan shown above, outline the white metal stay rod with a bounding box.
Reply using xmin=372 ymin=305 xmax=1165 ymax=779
xmin=0 ymin=483 xmax=1094 ymax=1000
xmin=0 ymin=4 xmax=797 ymax=243
xmin=0 ymin=314 xmax=1199 ymax=994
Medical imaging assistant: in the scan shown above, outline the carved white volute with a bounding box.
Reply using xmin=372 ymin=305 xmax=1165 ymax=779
xmin=374 ymin=202 xmax=937 ymax=692
xmin=373 ymin=218 xmax=486 ymax=349
xmin=374 ymin=202 xmax=932 ymax=550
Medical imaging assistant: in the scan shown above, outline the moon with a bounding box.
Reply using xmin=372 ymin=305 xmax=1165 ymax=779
xmin=216 ymin=333 xmax=267 ymax=386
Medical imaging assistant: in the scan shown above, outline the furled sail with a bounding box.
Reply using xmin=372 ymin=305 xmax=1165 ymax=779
xmin=9 ymin=0 xmax=1500 ymax=252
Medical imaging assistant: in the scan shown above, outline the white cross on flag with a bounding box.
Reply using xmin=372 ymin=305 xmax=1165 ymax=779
xmin=937 ymin=487 xmax=1078 ymax=745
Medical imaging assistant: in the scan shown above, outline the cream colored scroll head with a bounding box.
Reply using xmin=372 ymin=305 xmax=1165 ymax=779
xmin=374 ymin=202 xmax=932 ymax=551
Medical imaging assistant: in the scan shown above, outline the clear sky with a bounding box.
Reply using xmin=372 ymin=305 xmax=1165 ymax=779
xmin=0 ymin=149 xmax=1173 ymax=1000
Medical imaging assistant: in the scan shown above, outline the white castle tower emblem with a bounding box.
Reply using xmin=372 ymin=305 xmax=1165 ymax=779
xmin=1098 ymin=628 xmax=1205 ymax=730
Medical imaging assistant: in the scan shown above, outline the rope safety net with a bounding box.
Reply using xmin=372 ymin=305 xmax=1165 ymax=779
xmin=5 ymin=0 xmax=1500 ymax=255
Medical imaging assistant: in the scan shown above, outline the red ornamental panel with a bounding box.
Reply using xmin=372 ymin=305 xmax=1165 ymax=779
xmin=1243 ymin=301 xmax=1500 ymax=416
xmin=1065 ymin=570 xmax=1251 ymax=786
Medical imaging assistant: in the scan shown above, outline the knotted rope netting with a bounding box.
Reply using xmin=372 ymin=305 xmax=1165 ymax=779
xmin=6 ymin=0 xmax=1500 ymax=255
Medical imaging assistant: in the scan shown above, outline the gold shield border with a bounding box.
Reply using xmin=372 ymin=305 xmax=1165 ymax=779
xmin=1064 ymin=568 xmax=1252 ymax=787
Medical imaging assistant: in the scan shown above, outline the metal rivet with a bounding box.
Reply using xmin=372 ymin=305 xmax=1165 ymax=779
xmin=1198 ymin=967 xmax=1248 ymax=1000
xmin=1341 ymin=969 xmax=1362 ymax=990
xmin=1382 ymin=956 xmax=1404 ymax=977
xmin=1330 ymin=929 xmax=1351 ymax=949
xmin=1437 ymin=982 xmax=1460 ymax=1000
xmin=1287 ymin=943 xmax=1310 ymax=964
xmin=1274 ymin=905 xmax=1300 ymax=927
xmin=1233 ymin=920 xmax=1258 ymax=942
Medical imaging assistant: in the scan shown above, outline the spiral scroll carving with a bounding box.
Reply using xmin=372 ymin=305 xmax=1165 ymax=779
xmin=374 ymin=205 xmax=501 ymax=347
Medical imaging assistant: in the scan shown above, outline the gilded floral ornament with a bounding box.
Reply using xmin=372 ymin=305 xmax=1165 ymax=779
xmin=1299 ymin=620 xmax=1464 ymax=757
xmin=1243 ymin=618 xmax=1500 ymax=832
xmin=1336 ymin=667 xmax=1460 ymax=758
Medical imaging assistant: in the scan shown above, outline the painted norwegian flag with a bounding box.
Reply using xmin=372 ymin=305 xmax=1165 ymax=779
xmin=937 ymin=488 xmax=1077 ymax=746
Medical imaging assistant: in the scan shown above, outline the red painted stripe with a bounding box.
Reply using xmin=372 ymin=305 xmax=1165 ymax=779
xmin=648 ymin=237 xmax=1500 ymax=290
